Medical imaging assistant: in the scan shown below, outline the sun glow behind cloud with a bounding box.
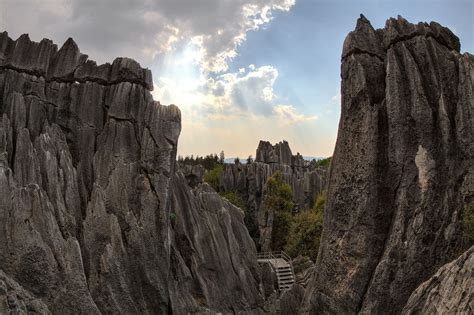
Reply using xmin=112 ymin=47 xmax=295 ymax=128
xmin=0 ymin=0 xmax=332 ymax=158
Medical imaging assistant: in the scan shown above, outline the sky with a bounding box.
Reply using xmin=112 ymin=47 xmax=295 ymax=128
xmin=1 ymin=0 xmax=472 ymax=158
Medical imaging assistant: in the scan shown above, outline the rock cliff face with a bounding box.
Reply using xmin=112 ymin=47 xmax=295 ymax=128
xmin=303 ymin=16 xmax=473 ymax=314
xmin=168 ymin=174 xmax=264 ymax=314
xmin=0 ymin=32 xmax=263 ymax=314
xmin=402 ymin=246 xmax=473 ymax=314
xmin=219 ymin=140 xmax=326 ymax=250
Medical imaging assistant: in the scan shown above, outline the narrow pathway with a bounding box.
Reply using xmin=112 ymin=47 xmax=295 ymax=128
xmin=257 ymin=251 xmax=295 ymax=291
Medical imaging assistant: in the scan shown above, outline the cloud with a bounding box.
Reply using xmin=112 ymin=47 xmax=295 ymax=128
xmin=273 ymin=105 xmax=318 ymax=124
xmin=331 ymin=91 xmax=341 ymax=104
xmin=0 ymin=0 xmax=328 ymax=158
xmin=0 ymin=0 xmax=294 ymax=72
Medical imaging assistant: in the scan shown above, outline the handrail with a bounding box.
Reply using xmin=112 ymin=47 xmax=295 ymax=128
xmin=257 ymin=251 xmax=292 ymax=263
xmin=257 ymin=250 xmax=296 ymax=292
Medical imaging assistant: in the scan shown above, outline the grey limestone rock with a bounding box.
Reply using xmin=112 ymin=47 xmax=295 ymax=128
xmin=402 ymin=246 xmax=473 ymax=314
xmin=303 ymin=15 xmax=473 ymax=314
xmin=219 ymin=141 xmax=327 ymax=251
xmin=0 ymin=31 xmax=263 ymax=314
xmin=169 ymin=174 xmax=264 ymax=314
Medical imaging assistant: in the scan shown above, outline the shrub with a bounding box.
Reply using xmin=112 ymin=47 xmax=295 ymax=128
xmin=220 ymin=190 xmax=259 ymax=246
xmin=220 ymin=191 xmax=246 ymax=210
xmin=285 ymin=192 xmax=325 ymax=261
xmin=461 ymin=202 xmax=474 ymax=248
xmin=203 ymin=164 xmax=223 ymax=191
xmin=315 ymin=157 xmax=332 ymax=167
xmin=263 ymin=171 xmax=294 ymax=251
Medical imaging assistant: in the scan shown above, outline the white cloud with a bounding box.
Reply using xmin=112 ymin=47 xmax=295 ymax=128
xmin=0 ymin=0 xmax=295 ymax=73
xmin=0 ymin=0 xmax=330 ymax=157
xmin=273 ymin=105 xmax=318 ymax=124
xmin=331 ymin=91 xmax=341 ymax=104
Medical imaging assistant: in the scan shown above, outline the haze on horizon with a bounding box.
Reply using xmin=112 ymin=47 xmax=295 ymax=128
xmin=1 ymin=0 xmax=472 ymax=158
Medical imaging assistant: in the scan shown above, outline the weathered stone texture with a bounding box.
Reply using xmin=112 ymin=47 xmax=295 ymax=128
xmin=303 ymin=15 xmax=473 ymax=314
xmin=0 ymin=31 xmax=263 ymax=314
xmin=402 ymin=246 xmax=473 ymax=315
xmin=219 ymin=141 xmax=327 ymax=251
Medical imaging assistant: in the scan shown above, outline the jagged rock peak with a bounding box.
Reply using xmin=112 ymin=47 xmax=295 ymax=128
xmin=0 ymin=31 xmax=153 ymax=90
xmin=342 ymin=14 xmax=460 ymax=60
xmin=255 ymin=140 xmax=294 ymax=165
xmin=303 ymin=15 xmax=473 ymax=314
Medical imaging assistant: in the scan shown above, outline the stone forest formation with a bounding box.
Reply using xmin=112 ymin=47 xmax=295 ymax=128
xmin=0 ymin=15 xmax=472 ymax=314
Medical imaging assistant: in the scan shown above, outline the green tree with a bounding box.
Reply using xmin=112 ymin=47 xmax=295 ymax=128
xmin=220 ymin=191 xmax=259 ymax=245
xmin=315 ymin=157 xmax=332 ymax=167
xmin=461 ymin=202 xmax=474 ymax=248
xmin=263 ymin=171 xmax=294 ymax=251
xmin=203 ymin=164 xmax=223 ymax=191
xmin=285 ymin=192 xmax=325 ymax=261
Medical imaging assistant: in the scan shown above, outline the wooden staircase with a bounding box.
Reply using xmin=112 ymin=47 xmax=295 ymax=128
xmin=257 ymin=251 xmax=295 ymax=291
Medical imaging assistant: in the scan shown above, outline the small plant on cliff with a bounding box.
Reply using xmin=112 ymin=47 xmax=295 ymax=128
xmin=264 ymin=171 xmax=294 ymax=251
xmin=461 ymin=202 xmax=474 ymax=248
xmin=203 ymin=164 xmax=223 ymax=191
xmin=285 ymin=192 xmax=325 ymax=261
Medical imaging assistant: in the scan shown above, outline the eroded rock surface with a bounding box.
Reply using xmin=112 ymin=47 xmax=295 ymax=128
xmin=0 ymin=31 xmax=263 ymax=314
xmin=219 ymin=140 xmax=327 ymax=250
xmin=303 ymin=15 xmax=473 ymax=314
xmin=402 ymin=246 xmax=473 ymax=314
xmin=169 ymin=175 xmax=264 ymax=314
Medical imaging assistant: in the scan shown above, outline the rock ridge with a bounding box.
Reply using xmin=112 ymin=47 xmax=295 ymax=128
xmin=0 ymin=32 xmax=153 ymax=90
xmin=303 ymin=15 xmax=473 ymax=314
xmin=0 ymin=31 xmax=264 ymax=314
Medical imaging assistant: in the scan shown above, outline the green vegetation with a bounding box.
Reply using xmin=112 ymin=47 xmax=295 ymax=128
xmin=285 ymin=192 xmax=325 ymax=261
xmin=263 ymin=172 xmax=294 ymax=251
xmin=178 ymin=153 xmax=222 ymax=171
xmin=220 ymin=191 xmax=259 ymax=245
xmin=461 ymin=202 xmax=474 ymax=248
xmin=203 ymin=164 xmax=223 ymax=191
xmin=315 ymin=157 xmax=332 ymax=167
xmin=219 ymin=191 xmax=246 ymax=209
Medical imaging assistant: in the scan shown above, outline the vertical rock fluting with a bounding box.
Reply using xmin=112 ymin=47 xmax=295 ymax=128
xmin=303 ymin=16 xmax=473 ymax=314
xmin=219 ymin=140 xmax=327 ymax=251
xmin=0 ymin=31 xmax=178 ymax=313
xmin=0 ymin=32 xmax=264 ymax=313
xmin=168 ymin=175 xmax=264 ymax=314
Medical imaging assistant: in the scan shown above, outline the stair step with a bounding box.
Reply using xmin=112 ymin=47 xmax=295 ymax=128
xmin=278 ymin=276 xmax=294 ymax=281
xmin=279 ymin=279 xmax=295 ymax=284
xmin=277 ymin=272 xmax=293 ymax=277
